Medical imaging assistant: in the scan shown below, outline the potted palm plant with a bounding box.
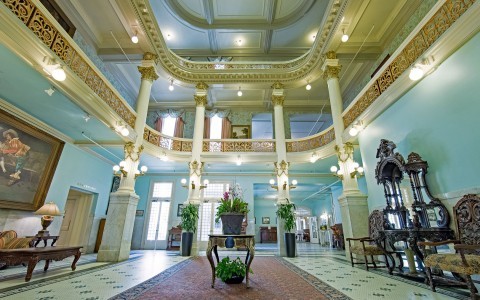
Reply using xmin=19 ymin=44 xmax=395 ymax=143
xmin=276 ymin=200 xmax=296 ymax=257
xmin=180 ymin=203 xmax=199 ymax=256
xmin=215 ymin=256 xmax=253 ymax=284
xmin=215 ymin=183 xmax=249 ymax=235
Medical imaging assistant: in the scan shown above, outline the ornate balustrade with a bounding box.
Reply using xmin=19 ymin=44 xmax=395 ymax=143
xmin=202 ymin=139 xmax=275 ymax=153
xmin=143 ymin=127 xmax=192 ymax=152
xmin=286 ymin=127 xmax=335 ymax=152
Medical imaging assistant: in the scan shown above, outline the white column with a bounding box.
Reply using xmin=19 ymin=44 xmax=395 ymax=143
xmin=321 ymin=51 xmax=368 ymax=259
xmin=97 ymin=53 xmax=158 ymax=262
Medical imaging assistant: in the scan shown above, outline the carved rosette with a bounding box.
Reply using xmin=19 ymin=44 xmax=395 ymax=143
xmin=271 ymin=95 xmax=285 ymax=107
xmin=322 ymin=65 xmax=341 ymax=80
xmin=137 ymin=66 xmax=159 ymax=81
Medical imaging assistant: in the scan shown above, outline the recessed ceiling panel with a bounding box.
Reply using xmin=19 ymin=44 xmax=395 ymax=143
xmin=214 ymin=0 xmax=268 ymax=20
xmin=216 ymin=31 xmax=263 ymax=50
xmin=213 ymin=89 xmax=264 ymax=102
xmin=276 ymin=0 xmax=304 ymax=19
xmin=177 ymin=0 xmax=206 ymax=19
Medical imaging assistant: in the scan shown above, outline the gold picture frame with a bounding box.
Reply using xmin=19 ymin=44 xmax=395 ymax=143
xmin=231 ymin=125 xmax=251 ymax=139
xmin=0 ymin=109 xmax=64 ymax=211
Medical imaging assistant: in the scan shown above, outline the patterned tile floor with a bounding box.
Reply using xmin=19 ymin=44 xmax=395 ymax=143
xmin=0 ymin=244 xmax=475 ymax=300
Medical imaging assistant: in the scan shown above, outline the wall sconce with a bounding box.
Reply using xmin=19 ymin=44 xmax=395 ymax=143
xmin=341 ymin=29 xmax=349 ymax=42
xmin=113 ymin=161 xmax=147 ymax=178
xmin=350 ymin=162 xmax=364 ymax=178
xmin=409 ymin=58 xmax=431 ymax=81
xmin=330 ymin=165 xmax=344 ymax=180
xmin=42 ymin=57 xmax=66 ymax=81
xmin=269 ymin=179 xmax=297 ymax=190
xmin=348 ymin=120 xmax=363 ymax=136
xmin=199 ymin=179 xmax=209 ymax=190
xmin=181 ymin=178 xmax=194 ymax=189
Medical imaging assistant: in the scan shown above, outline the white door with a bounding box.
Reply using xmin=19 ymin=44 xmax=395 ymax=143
xmin=144 ymin=200 xmax=171 ymax=249
xmin=309 ymin=217 xmax=319 ymax=244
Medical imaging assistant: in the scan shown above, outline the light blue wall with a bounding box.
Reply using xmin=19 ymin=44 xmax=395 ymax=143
xmin=359 ymin=32 xmax=480 ymax=210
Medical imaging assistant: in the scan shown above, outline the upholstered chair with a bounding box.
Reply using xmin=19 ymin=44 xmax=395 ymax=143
xmin=346 ymin=210 xmax=390 ymax=271
xmin=418 ymin=194 xmax=480 ymax=299
xmin=0 ymin=230 xmax=33 ymax=249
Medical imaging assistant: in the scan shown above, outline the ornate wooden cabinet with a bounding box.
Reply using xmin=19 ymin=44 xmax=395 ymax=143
xmin=260 ymin=227 xmax=277 ymax=243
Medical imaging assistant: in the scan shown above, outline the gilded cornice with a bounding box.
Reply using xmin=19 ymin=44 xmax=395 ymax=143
xmin=138 ymin=66 xmax=159 ymax=81
xmin=322 ymin=65 xmax=342 ymax=80
xmin=129 ymin=0 xmax=347 ymax=85
xmin=271 ymin=95 xmax=285 ymax=107
xmin=194 ymin=95 xmax=208 ymax=107
xmin=271 ymin=82 xmax=284 ymax=89
xmin=325 ymin=51 xmax=337 ymax=59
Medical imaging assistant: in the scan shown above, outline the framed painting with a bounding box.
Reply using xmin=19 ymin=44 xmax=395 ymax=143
xmin=177 ymin=204 xmax=184 ymax=217
xmin=0 ymin=109 xmax=64 ymax=211
xmin=262 ymin=217 xmax=270 ymax=224
xmin=231 ymin=125 xmax=251 ymax=139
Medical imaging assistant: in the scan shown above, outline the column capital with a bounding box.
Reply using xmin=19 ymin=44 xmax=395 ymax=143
xmin=322 ymin=65 xmax=342 ymax=80
xmin=137 ymin=66 xmax=159 ymax=81
xmin=271 ymin=95 xmax=285 ymax=106
xmin=194 ymin=95 xmax=208 ymax=106
xmin=271 ymin=81 xmax=284 ymax=89
xmin=195 ymin=81 xmax=209 ymax=90
xmin=143 ymin=52 xmax=158 ymax=63
xmin=274 ymin=160 xmax=289 ymax=176
xmin=325 ymin=51 xmax=337 ymax=59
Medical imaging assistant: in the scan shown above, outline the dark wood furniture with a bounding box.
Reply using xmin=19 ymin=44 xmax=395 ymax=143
xmin=206 ymin=234 xmax=255 ymax=288
xmin=0 ymin=246 xmax=82 ymax=281
xmin=259 ymin=227 xmax=277 ymax=243
xmin=167 ymin=225 xmax=182 ymax=250
xmin=418 ymin=194 xmax=480 ymax=299
xmin=94 ymin=218 xmax=106 ymax=253
xmin=347 ymin=210 xmax=391 ymax=272
xmin=26 ymin=235 xmax=59 ymax=247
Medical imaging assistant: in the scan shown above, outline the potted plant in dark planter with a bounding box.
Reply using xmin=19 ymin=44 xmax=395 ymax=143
xmin=215 ymin=256 xmax=253 ymax=284
xmin=276 ymin=200 xmax=296 ymax=257
xmin=180 ymin=203 xmax=199 ymax=256
xmin=215 ymin=183 xmax=249 ymax=235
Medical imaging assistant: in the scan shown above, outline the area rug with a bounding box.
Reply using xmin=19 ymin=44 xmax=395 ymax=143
xmin=110 ymin=256 xmax=350 ymax=300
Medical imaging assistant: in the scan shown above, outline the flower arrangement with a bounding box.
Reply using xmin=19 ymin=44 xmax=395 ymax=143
xmin=215 ymin=183 xmax=249 ymax=223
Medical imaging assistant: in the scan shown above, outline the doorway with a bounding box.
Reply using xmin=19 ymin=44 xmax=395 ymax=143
xmin=57 ymin=188 xmax=96 ymax=253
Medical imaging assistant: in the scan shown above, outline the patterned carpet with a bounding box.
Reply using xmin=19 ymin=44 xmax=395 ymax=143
xmin=110 ymin=256 xmax=351 ymax=300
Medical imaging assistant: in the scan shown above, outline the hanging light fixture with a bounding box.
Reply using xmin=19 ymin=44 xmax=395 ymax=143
xmin=341 ymin=29 xmax=349 ymax=43
xmin=51 ymin=66 xmax=66 ymax=81
xmin=236 ymin=155 xmax=242 ymax=166
xmin=306 ymin=83 xmax=312 ymax=91
xmin=131 ymin=28 xmax=139 ymax=44
xmin=409 ymin=66 xmax=424 ymax=81
xmin=169 ymin=80 xmax=174 ymax=91
xmin=237 ymin=87 xmax=243 ymax=97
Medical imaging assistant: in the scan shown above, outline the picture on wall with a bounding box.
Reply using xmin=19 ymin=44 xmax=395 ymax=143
xmin=262 ymin=217 xmax=270 ymax=224
xmin=0 ymin=108 xmax=64 ymax=211
xmin=231 ymin=125 xmax=251 ymax=139
xmin=177 ymin=204 xmax=184 ymax=217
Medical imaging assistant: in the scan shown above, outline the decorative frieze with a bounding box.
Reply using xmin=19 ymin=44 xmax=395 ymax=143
xmin=286 ymin=128 xmax=335 ymax=152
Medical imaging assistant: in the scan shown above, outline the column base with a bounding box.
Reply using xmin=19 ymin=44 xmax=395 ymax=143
xmin=338 ymin=192 xmax=369 ymax=260
xmin=97 ymin=191 xmax=139 ymax=262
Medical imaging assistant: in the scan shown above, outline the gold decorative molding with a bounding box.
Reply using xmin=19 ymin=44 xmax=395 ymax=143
xmin=325 ymin=51 xmax=337 ymax=59
xmin=322 ymin=65 xmax=341 ymax=80
xmin=196 ymin=82 xmax=209 ymax=90
xmin=271 ymin=95 xmax=285 ymax=107
xmin=342 ymin=0 xmax=476 ymax=128
xmin=202 ymin=140 xmax=275 ymax=152
xmin=124 ymin=142 xmax=144 ymax=162
xmin=143 ymin=52 xmax=158 ymax=63
xmin=1 ymin=0 xmax=136 ymax=128
xmin=189 ymin=160 xmax=204 ymax=176
xmin=137 ymin=66 xmax=159 ymax=81
xmin=335 ymin=142 xmax=354 ymax=162
xmin=194 ymin=95 xmax=208 ymax=106
xmin=274 ymin=160 xmax=289 ymax=176
xmin=129 ymin=0 xmax=347 ymax=84
xmin=271 ymin=82 xmax=284 ymax=89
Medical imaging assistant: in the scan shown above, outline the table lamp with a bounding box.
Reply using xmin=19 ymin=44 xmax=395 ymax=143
xmin=34 ymin=202 xmax=62 ymax=237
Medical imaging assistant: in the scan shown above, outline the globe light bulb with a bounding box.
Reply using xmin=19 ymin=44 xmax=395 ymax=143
xmin=291 ymin=180 xmax=298 ymax=185
xmin=113 ymin=165 xmax=120 ymax=172
xmin=131 ymin=35 xmax=139 ymax=44
xmin=169 ymin=83 xmax=174 ymax=91
xmin=409 ymin=66 xmax=424 ymax=81
xmin=357 ymin=166 xmax=364 ymax=173
xmin=349 ymin=127 xmax=359 ymax=136
xmin=330 ymin=165 xmax=338 ymax=173
xmin=120 ymin=127 xmax=129 ymax=136
xmin=306 ymin=83 xmax=311 ymax=91
xmin=353 ymin=162 xmax=360 ymax=169
xmin=203 ymin=179 xmax=209 ymax=185
xmin=51 ymin=66 xmax=66 ymax=81
xmin=237 ymin=89 xmax=242 ymax=97
xmin=269 ymin=179 xmax=275 ymax=185
xmin=341 ymin=33 xmax=349 ymax=42
xmin=140 ymin=165 xmax=148 ymax=172
xmin=181 ymin=178 xmax=187 ymax=184
xmin=119 ymin=161 xmax=126 ymax=168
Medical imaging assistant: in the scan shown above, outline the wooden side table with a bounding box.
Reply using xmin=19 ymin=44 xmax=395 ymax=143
xmin=26 ymin=235 xmax=59 ymax=247
xmin=206 ymin=234 xmax=255 ymax=288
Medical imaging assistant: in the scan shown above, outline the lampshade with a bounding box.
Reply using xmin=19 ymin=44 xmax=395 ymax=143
xmin=35 ymin=202 xmax=61 ymax=216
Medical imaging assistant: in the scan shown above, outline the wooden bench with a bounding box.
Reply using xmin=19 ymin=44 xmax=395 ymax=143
xmin=0 ymin=246 xmax=82 ymax=281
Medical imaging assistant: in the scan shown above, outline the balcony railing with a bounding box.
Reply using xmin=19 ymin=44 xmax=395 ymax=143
xmin=286 ymin=127 xmax=335 ymax=152
xmin=202 ymin=139 xmax=276 ymax=152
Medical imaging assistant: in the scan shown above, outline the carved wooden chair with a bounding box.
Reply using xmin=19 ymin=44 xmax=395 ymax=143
xmin=418 ymin=194 xmax=480 ymax=299
xmin=346 ymin=210 xmax=390 ymax=271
